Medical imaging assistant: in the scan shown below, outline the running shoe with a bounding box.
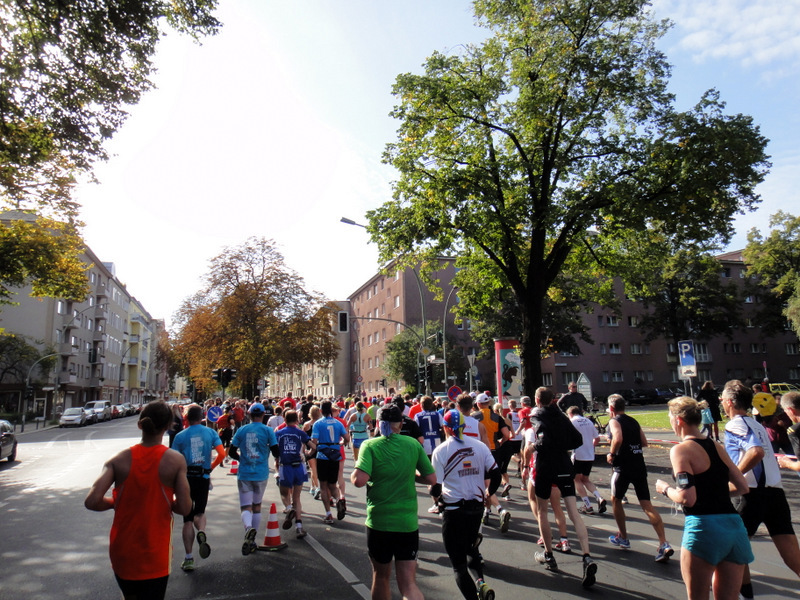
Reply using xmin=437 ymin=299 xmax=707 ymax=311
xmin=482 ymin=510 xmax=491 ymax=525
xmin=534 ymin=550 xmax=558 ymax=571
xmin=597 ymin=498 xmax=607 ymax=514
xmin=621 ymin=495 xmax=629 ymax=504
xmin=476 ymin=578 xmax=495 ymax=600
xmin=283 ymin=508 xmax=296 ymax=530
xmin=330 ymin=497 xmax=336 ymax=507
xmin=181 ymin=558 xmax=195 ymax=572
xmin=336 ymin=497 xmax=347 ymax=520
xmin=582 ymin=556 xmax=598 ymax=588
xmin=197 ymin=531 xmax=211 ymax=559
xmin=314 ymin=489 xmax=322 ymax=501
xmin=242 ymin=527 xmax=257 ymax=556
xmin=499 ymin=510 xmax=511 ymax=533
xmin=323 ymin=514 xmax=334 ymax=525
xmin=577 ymin=504 xmax=594 ymax=515
xmin=309 ymin=487 xmax=317 ymax=497
xmin=554 ymin=538 xmax=571 ymax=553
xmin=296 ymin=527 xmax=307 ymax=539
xmin=655 ymin=542 xmax=674 ymax=563
xmin=500 ymin=483 xmax=512 ymax=498
xmin=608 ymin=534 xmax=631 ymax=549
xmin=427 ymin=503 xmax=440 ymax=514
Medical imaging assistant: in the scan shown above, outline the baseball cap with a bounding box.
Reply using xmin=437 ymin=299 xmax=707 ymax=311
xmin=249 ymin=402 xmax=266 ymax=414
xmin=476 ymin=392 xmax=490 ymax=404
xmin=378 ymin=404 xmax=403 ymax=423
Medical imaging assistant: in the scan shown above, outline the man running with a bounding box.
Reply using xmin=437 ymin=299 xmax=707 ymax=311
xmin=351 ymin=404 xmax=436 ymax=600
xmin=276 ymin=410 xmax=315 ymax=539
xmin=312 ymin=400 xmax=350 ymax=524
xmin=606 ymin=394 xmax=673 ymax=562
xmin=171 ymin=405 xmax=225 ymax=571
xmin=722 ymin=380 xmax=800 ymax=599
xmin=431 ymin=409 xmax=498 ymax=600
xmin=228 ymin=402 xmax=279 ymax=556
xmin=473 ymin=394 xmax=512 ymax=531
xmin=530 ymin=388 xmax=598 ymax=587
xmin=566 ymin=406 xmax=607 ymax=515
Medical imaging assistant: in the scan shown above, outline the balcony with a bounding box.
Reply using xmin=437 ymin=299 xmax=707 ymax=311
xmin=59 ymin=342 xmax=76 ymax=355
xmin=128 ymin=335 xmax=140 ymax=344
xmin=127 ymin=357 xmax=138 ymax=366
xmin=96 ymin=286 xmax=108 ymax=299
xmin=94 ymin=306 xmax=108 ymax=320
xmin=90 ymin=377 xmax=105 ymax=387
xmin=93 ymin=330 xmax=106 ymax=342
xmin=59 ymin=372 xmax=77 ymax=385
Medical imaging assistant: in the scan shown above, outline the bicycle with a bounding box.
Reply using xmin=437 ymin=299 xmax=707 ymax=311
xmin=588 ymin=409 xmax=609 ymax=435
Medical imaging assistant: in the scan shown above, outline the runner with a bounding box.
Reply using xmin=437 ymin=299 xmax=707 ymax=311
xmin=228 ymin=402 xmax=279 ymax=556
xmin=566 ymin=406 xmax=608 ymax=515
xmin=312 ymin=400 xmax=350 ymax=524
xmin=347 ymin=401 xmax=371 ymax=461
xmin=606 ymin=394 xmax=674 ymax=562
xmin=171 ymin=405 xmax=225 ymax=571
xmin=85 ymin=401 xmax=192 ymax=600
xmin=529 ymin=387 xmax=598 ymax=587
xmin=351 ymin=404 xmax=436 ymax=600
xmin=473 ymin=394 xmax=512 ymax=532
xmin=431 ymin=410 xmax=498 ymax=600
xmin=721 ymin=380 xmax=800 ymax=600
xmin=276 ymin=410 xmax=316 ymax=539
xmin=414 ymin=396 xmax=443 ymax=458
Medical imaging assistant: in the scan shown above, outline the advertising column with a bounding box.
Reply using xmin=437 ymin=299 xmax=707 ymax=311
xmin=494 ymin=337 xmax=522 ymax=408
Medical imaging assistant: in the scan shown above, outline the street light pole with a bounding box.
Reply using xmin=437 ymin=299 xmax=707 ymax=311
xmin=22 ymin=352 xmax=61 ymax=430
xmin=442 ymin=284 xmax=457 ymax=390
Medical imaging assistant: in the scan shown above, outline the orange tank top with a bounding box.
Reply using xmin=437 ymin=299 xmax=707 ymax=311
xmin=110 ymin=444 xmax=174 ymax=580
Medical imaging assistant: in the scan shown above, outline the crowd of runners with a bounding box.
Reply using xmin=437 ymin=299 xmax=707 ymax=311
xmin=85 ymin=382 xmax=800 ymax=600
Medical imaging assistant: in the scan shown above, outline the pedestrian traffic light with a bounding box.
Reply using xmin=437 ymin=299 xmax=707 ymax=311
xmin=211 ymin=368 xmax=222 ymax=382
xmin=337 ymin=311 xmax=349 ymax=333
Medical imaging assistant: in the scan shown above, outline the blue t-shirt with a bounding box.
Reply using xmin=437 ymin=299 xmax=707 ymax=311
xmin=276 ymin=425 xmax=310 ymax=465
xmin=231 ymin=422 xmax=278 ymax=481
xmin=312 ymin=417 xmax=347 ymax=461
xmin=173 ymin=424 xmax=223 ymax=479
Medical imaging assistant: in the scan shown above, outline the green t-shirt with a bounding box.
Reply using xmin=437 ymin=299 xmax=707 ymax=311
xmin=355 ymin=434 xmax=434 ymax=532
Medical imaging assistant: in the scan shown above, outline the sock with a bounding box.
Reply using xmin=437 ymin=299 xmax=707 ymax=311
xmin=740 ymin=583 xmax=753 ymax=599
xmin=185 ymin=553 xmax=193 ymax=560
xmin=251 ymin=512 xmax=262 ymax=533
xmin=241 ymin=509 xmax=253 ymax=529
xmin=593 ymin=490 xmax=603 ymax=500
xmin=296 ymin=519 xmax=303 ymax=529
xmin=583 ymin=496 xmax=591 ymax=507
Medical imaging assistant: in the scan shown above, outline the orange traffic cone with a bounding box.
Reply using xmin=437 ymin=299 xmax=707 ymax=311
xmin=228 ymin=460 xmax=238 ymax=475
xmin=258 ymin=503 xmax=288 ymax=551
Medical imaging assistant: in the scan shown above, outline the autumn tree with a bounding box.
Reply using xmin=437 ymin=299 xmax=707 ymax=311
xmin=368 ymin=0 xmax=769 ymax=394
xmin=743 ymin=211 xmax=800 ymax=335
xmin=172 ymin=238 xmax=338 ymax=396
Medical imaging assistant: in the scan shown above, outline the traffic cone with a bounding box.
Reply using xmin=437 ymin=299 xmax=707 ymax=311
xmin=228 ymin=460 xmax=238 ymax=475
xmin=258 ymin=503 xmax=288 ymax=551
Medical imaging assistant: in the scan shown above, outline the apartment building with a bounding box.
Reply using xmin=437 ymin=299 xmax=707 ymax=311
xmin=0 ymin=242 xmax=166 ymax=418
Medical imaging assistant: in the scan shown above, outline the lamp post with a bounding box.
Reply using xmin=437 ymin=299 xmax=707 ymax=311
xmin=117 ymin=341 xmax=133 ymax=405
xmin=22 ymin=352 xmax=61 ymax=431
xmin=341 ymin=216 xmax=432 ymax=395
xmin=442 ymin=284 xmax=457 ymax=389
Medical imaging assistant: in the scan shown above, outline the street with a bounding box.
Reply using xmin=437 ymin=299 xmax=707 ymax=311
xmin=1 ymin=416 xmax=799 ymax=600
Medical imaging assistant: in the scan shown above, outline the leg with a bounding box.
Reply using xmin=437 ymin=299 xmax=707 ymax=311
xmin=182 ymin=520 xmax=195 ymax=554
xmin=549 ymin=489 xmax=568 ymax=538
xmin=395 ymin=560 xmax=424 ymax=600
xmin=535 ymin=495 xmax=553 ymax=552
xmin=369 ymin=558 xmax=392 ymax=600
xmin=292 ymin=485 xmax=304 ymax=523
xmin=680 ymin=547 xmax=718 ymax=600
xmin=563 ymin=496 xmax=591 ymax=555
xmin=640 ymin=499 xmax=667 ymax=545
xmin=712 ymin=561 xmax=746 ymax=600
xmin=612 ymin=496 xmax=627 ymax=539
xmin=772 ymin=533 xmax=800 ymax=577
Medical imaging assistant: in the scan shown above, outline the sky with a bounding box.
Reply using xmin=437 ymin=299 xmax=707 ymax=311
xmin=74 ymin=0 xmax=800 ymax=328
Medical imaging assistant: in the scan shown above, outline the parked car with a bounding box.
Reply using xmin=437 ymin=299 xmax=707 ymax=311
xmin=85 ymin=400 xmax=112 ymax=422
xmin=59 ymin=407 xmax=87 ymax=427
xmin=120 ymin=402 xmax=134 ymax=416
xmin=84 ymin=407 xmax=98 ymax=424
xmin=769 ymin=382 xmax=800 ymax=395
xmin=653 ymin=386 xmax=680 ymax=402
xmin=631 ymin=388 xmax=659 ymax=405
xmin=0 ymin=419 xmax=18 ymax=462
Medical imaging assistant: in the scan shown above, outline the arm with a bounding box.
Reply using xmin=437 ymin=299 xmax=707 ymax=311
xmin=171 ymin=454 xmax=192 ymax=516
xmin=606 ymin=419 xmax=622 ymax=464
xmin=84 ymin=460 xmax=116 ymax=511
xmin=736 ymin=445 xmax=766 ymax=475
xmin=478 ymin=422 xmax=490 ymax=447
xmin=777 ymin=455 xmax=800 ymax=472
xmin=718 ymin=443 xmax=751 ymax=496
xmin=417 ymin=471 xmax=437 ymax=486
xmin=655 ymin=444 xmax=696 ymax=507
xmin=228 ymin=445 xmax=240 ymax=461
xmin=639 ymin=425 xmax=649 ymax=448
xmin=211 ymin=444 xmax=225 ymax=470
xmin=351 ymin=467 xmax=370 ymax=487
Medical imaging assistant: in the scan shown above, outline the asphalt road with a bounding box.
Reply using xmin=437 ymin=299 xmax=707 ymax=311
xmin=1 ymin=414 xmax=799 ymax=600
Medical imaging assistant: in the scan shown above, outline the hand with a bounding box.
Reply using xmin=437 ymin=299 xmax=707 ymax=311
xmin=655 ymin=479 xmax=668 ymax=495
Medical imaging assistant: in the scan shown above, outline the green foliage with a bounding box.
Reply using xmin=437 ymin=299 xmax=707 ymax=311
xmin=0 ymin=1 xmax=221 ymax=212
xmin=172 ymin=237 xmax=338 ymax=394
xmin=744 ymin=211 xmax=800 ymax=335
xmin=0 ymin=213 xmax=89 ymax=304
xmin=0 ymin=333 xmax=57 ymax=384
xmin=369 ymin=0 xmax=769 ymax=394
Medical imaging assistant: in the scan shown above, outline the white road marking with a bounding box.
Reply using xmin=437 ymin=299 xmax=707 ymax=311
xmin=304 ymin=532 xmax=371 ymax=599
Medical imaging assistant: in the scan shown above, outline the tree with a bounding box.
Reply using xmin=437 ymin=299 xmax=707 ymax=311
xmin=1 ymin=0 xmax=221 ymax=214
xmin=172 ymin=237 xmax=338 ymax=395
xmin=743 ymin=211 xmax=800 ymax=335
xmin=0 ymin=211 xmax=89 ymax=306
xmin=368 ymin=0 xmax=769 ymax=394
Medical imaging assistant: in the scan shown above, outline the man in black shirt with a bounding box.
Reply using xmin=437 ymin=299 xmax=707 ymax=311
xmin=778 ymin=392 xmax=800 ymax=471
xmin=557 ymin=381 xmax=588 ymax=413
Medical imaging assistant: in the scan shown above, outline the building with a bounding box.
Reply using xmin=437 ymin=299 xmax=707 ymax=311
xmin=0 ymin=240 xmax=166 ymax=418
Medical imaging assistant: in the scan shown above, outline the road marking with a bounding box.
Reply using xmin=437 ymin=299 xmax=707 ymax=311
xmin=304 ymin=532 xmax=370 ymax=599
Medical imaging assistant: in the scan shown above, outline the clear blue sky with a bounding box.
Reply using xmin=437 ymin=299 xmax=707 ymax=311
xmin=74 ymin=0 xmax=800 ymax=326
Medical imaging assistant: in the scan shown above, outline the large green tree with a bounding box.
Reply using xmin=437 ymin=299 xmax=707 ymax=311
xmin=743 ymin=211 xmax=800 ymax=335
xmin=172 ymin=238 xmax=338 ymax=396
xmin=368 ymin=0 xmax=769 ymax=394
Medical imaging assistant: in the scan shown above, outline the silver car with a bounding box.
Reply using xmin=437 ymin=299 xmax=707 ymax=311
xmin=84 ymin=400 xmax=112 ymax=422
xmin=59 ymin=407 xmax=87 ymax=427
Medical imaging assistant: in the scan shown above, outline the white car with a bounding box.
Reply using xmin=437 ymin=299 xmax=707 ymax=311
xmin=59 ymin=407 xmax=87 ymax=427
xmin=85 ymin=400 xmax=112 ymax=422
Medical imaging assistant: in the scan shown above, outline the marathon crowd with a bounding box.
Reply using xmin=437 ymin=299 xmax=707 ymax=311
xmin=83 ymin=381 xmax=800 ymax=600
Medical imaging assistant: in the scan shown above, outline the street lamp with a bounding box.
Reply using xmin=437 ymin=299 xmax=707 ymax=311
xmin=22 ymin=352 xmax=62 ymax=430
xmin=117 ymin=339 xmax=133 ymax=405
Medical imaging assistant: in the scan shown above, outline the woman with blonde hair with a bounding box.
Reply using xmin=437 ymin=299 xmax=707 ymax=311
xmin=655 ymin=397 xmax=752 ymax=600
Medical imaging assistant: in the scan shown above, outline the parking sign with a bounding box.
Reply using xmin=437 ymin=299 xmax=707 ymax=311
xmin=678 ymin=340 xmax=697 ymax=377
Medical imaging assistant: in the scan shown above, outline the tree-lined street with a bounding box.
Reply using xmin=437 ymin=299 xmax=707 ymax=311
xmin=2 ymin=414 xmax=798 ymax=599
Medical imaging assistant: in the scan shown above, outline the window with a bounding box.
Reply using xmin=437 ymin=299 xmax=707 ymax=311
xmin=394 ymin=295 xmax=400 ymax=308
xmin=561 ymin=372 xmax=581 ymax=386
xmin=373 ymin=284 xmax=378 ymax=296
xmin=602 ymin=371 xmax=609 ymax=383
xmin=367 ymin=334 xmax=372 ymax=345
xmin=457 ymin=321 xmax=464 ymax=330
xmin=612 ymin=371 xmax=624 ymax=382
xmin=790 ymin=368 xmax=800 ymax=380
xmin=380 ymin=279 xmax=384 ymax=290
xmin=746 ymin=318 xmax=755 ymax=328
xmin=607 ymin=316 xmax=619 ymax=327
xmin=381 ymin=328 xmax=386 ymax=340
xmin=396 ymin=323 xmax=402 ymax=334
xmin=600 ymin=343 xmax=607 ymax=355
xmin=381 ymin=303 xmax=385 ymax=315
xmin=647 ymin=370 xmax=654 ymax=382
xmin=724 ymin=343 xmax=741 ymax=354
xmin=787 ymin=343 xmax=799 ymax=356
xmin=597 ymin=316 xmax=605 ymax=327
xmin=698 ymin=369 xmax=712 ymax=382
xmin=368 ymin=358 xmax=373 ymax=369
xmin=750 ymin=343 xmax=760 ymax=354
xmin=695 ymin=343 xmax=710 ymax=362
xmin=374 ymin=356 xmax=380 ymax=368
xmin=634 ymin=370 xmax=646 ymax=382
xmin=541 ymin=373 xmax=553 ymax=387
xmin=367 ymin=289 xmax=371 ymax=300
xmin=721 ymin=267 xmax=731 ymax=278
xmin=609 ymin=343 xmax=621 ymax=354
xmin=744 ymin=295 xmax=754 ymax=303
xmin=353 ymin=342 xmax=358 ymax=352
xmin=628 ymin=315 xmax=640 ymax=327
xmin=630 ymin=343 xmax=643 ymax=355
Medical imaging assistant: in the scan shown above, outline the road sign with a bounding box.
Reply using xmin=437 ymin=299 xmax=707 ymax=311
xmin=678 ymin=340 xmax=697 ymax=377
xmin=421 ymin=346 xmax=431 ymax=356
xmin=448 ymin=385 xmax=462 ymax=401
xmin=576 ymin=373 xmax=592 ymax=403
xmin=207 ymin=405 xmax=223 ymax=423
xmin=356 ymin=375 xmax=363 ymax=383
xmin=470 ymin=366 xmax=479 ymax=376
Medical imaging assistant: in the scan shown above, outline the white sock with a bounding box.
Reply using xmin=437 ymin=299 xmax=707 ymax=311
xmin=593 ymin=490 xmax=603 ymax=501
xmin=251 ymin=512 xmax=262 ymax=532
xmin=583 ymin=496 xmax=591 ymax=508
xmin=185 ymin=553 xmax=192 ymax=560
xmin=241 ymin=509 xmax=252 ymax=529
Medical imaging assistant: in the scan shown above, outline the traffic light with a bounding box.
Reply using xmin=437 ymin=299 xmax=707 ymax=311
xmin=221 ymin=368 xmax=237 ymax=387
xmin=211 ymin=368 xmax=222 ymax=382
xmin=380 ymin=378 xmax=387 ymax=388
xmin=337 ymin=311 xmax=349 ymax=333
xmin=436 ymin=331 xmax=444 ymax=346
